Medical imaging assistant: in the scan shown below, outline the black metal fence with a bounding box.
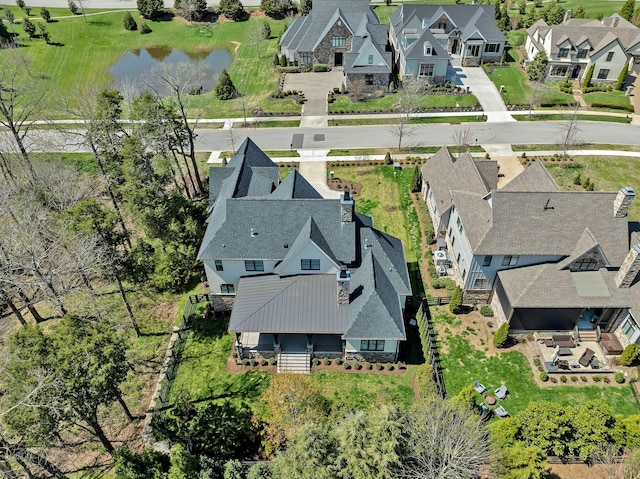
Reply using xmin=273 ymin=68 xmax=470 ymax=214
xmin=420 ymin=298 xmax=446 ymax=398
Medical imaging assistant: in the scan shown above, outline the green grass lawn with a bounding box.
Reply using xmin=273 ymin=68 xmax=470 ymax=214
xmin=431 ymin=308 xmax=640 ymax=417
xmin=542 ymin=156 xmax=640 ymax=221
xmin=513 ymin=113 xmax=630 ymax=123
xmin=171 ymin=316 xmax=417 ymax=415
xmin=513 ymin=143 xmax=640 ymax=152
xmin=328 ymin=115 xmax=486 ymax=126
xmin=328 ymin=92 xmax=479 ymax=113
xmin=583 ymin=90 xmax=633 ymax=110
xmin=0 ymin=11 xmax=296 ymax=118
xmin=487 ymin=49 xmax=531 ymax=105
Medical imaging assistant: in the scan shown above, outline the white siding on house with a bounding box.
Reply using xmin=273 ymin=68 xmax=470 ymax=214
xmin=204 ymin=259 xmax=279 ymax=294
xmin=275 ymin=241 xmax=340 ymax=276
xmin=589 ymin=41 xmax=628 ymax=82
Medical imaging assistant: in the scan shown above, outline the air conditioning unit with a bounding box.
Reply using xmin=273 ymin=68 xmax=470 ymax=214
xmin=433 ymin=250 xmax=452 ymax=266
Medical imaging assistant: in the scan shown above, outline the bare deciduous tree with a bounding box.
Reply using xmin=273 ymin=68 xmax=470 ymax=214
xmin=561 ymin=103 xmax=581 ymax=161
xmin=394 ymin=399 xmax=492 ymax=479
xmin=0 ymin=51 xmax=47 ymax=185
xmin=247 ymin=20 xmax=264 ymax=59
xmin=389 ymin=76 xmax=426 ymax=152
xmin=451 ymin=126 xmax=473 ymax=158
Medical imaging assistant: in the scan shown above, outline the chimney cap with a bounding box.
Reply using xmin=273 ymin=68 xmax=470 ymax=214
xmin=622 ymin=186 xmax=636 ymax=196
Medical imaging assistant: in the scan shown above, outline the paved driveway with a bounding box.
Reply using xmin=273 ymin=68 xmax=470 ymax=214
xmin=450 ymin=66 xmax=514 ymax=122
xmin=284 ymin=70 xmax=346 ymax=126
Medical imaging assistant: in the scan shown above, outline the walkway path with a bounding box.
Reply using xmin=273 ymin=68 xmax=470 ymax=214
xmin=454 ymin=66 xmax=514 ymax=123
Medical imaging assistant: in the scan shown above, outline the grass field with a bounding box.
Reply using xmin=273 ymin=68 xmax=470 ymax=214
xmin=487 ymin=49 xmax=531 ymax=105
xmin=431 ymin=307 xmax=640 ymax=417
xmin=328 ymin=115 xmax=486 ymax=126
xmin=0 ymin=10 xmax=296 ymax=118
xmin=513 ymin=143 xmax=640 ymax=152
xmin=513 ymin=113 xmax=631 ymax=123
xmin=583 ymin=91 xmax=633 ymax=111
xmin=329 ymin=92 xmax=479 ymax=113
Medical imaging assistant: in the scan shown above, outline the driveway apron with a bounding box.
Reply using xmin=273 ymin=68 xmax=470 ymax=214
xmin=453 ymin=66 xmax=515 ymax=123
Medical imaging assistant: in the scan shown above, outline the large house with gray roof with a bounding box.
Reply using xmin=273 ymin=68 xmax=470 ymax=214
xmin=198 ymin=138 xmax=411 ymax=369
xmin=421 ymin=147 xmax=640 ymax=351
xmin=279 ymin=0 xmax=392 ymax=89
xmin=526 ymin=13 xmax=640 ymax=83
xmin=389 ymin=4 xmax=506 ymax=81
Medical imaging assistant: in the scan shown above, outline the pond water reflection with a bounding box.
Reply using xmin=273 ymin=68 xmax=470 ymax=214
xmin=108 ymin=46 xmax=232 ymax=95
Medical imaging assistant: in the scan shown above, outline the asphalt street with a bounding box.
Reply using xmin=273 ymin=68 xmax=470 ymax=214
xmin=11 ymin=121 xmax=640 ymax=153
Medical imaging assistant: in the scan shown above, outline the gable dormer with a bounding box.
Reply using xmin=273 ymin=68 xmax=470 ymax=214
xmin=427 ymin=12 xmax=456 ymax=34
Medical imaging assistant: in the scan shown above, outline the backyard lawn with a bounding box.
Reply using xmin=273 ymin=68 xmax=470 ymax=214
xmin=430 ymin=307 xmax=640 ymax=417
xmin=0 ymin=9 xmax=295 ymax=118
xmin=170 ymin=316 xmax=417 ymax=415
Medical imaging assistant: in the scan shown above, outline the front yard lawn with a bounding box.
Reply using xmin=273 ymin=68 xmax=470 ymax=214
xmin=583 ymin=91 xmax=633 ymax=111
xmin=328 ymin=92 xmax=479 ymax=113
xmin=487 ymin=49 xmax=530 ymax=105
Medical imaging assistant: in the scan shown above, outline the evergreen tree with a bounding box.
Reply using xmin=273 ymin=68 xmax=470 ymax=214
xmin=300 ymin=0 xmax=312 ymax=15
xmin=40 ymin=6 xmax=51 ymax=22
xmin=137 ymin=0 xmax=164 ymax=20
xmin=573 ymin=5 xmax=586 ymax=18
xmin=219 ymin=0 xmax=245 ymax=21
xmin=21 ymin=17 xmax=35 ymax=37
xmin=616 ymin=62 xmax=629 ymax=90
xmin=261 ymin=0 xmax=294 ymax=19
xmin=123 ymin=11 xmax=138 ymax=30
xmin=527 ymin=51 xmax=548 ymax=82
xmin=620 ymin=0 xmax=636 ymax=21
xmin=215 ymin=69 xmax=238 ymax=100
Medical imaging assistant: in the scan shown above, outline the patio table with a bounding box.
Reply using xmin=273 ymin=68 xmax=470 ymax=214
xmin=484 ymin=394 xmax=497 ymax=406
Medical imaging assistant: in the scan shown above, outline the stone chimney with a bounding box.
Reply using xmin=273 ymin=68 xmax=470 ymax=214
xmin=614 ymin=187 xmax=635 ymax=218
xmin=564 ymin=9 xmax=572 ymax=23
xmin=337 ymin=268 xmax=351 ymax=304
xmin=615 ymin=244 xmax=640 ymax=288
xmin=340 ymin=187 xmax=354 ymax=222
xmin=613 ymin=14 xmax=620 ymax=27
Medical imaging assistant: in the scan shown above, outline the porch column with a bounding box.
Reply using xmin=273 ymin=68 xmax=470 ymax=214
xmin=306 ymin=334 xmax=314 ymax=353
xmin=235 ymin=332 xmax=242 ymax=357
xmin=273 ymin=334 xmax=280 ymax=354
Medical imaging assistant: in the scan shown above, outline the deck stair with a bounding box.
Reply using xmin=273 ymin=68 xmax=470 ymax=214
xmin=578 ymin=330 xmax=599 ymax=342
xmin=277 ymin=352 xmax=311 ymax=374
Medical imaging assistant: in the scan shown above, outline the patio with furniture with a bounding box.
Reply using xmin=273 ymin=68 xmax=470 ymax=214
xmin=537 ymin=339 xmax=612 ymax=374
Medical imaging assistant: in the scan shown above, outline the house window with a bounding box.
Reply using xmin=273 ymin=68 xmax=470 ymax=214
xmin=245 ymin=260 xmax=264 ymax=272
xmin=221 ymin=284 xmax=235 ymax=294
xmin=558 ymin=48 xmax=569 ymax=58
xmin=574 ymin=258 xmax=597 ymax=271
xmin=365 ymin=74 xmax=374 ymax=85
xmin=462 ymin=269 xmax=467 ymax=280
xmin=299 ymin=52 xmax=312 ymax=64
xmin=301 ymin=259 xmax=320 ymax=270
xmin=502 ymin=255 xmax=519 ymax=266
xmin=368 ymin=54 xmax=374 ymax=65
xmin=457 ymin=252 xmax=461 ymax=263
xmin=419 ymin=63 xmax=434 ymax=76
xmin=214 ymin=260 xmax=224 ymax=271
xmin=597 ymin=69 xmax=610 ymax=79
xmin=473 ymin=278 xmax=490 ymax=289
xmin=606 ymin=51 xmax=615 ymax=62
xmin=451 ymin=235 xmax=456 ymax=247
xmin=332 ymin=36 xmax=346 ymax=47
xmin=457 ymin=216 xmax=463 ymax=233
xmin=551 ymin=65 xmax=569 ymax=76
xmin=361 ymin=340 xmax=385 ymax=351
xmin=621 ymin=317 xmax=639 ymax=341
xmin=483 ymin=255 xmax=493 ymax=267
xmin=577 ymin=49 xmax=588 ymax=59
xmin=467 ymin=44 xmax=480 ymax=57
xmin=484 ymin=43 xmax=500 ymax=53
xmin=424 ymin=43 xmax=432 ymax=56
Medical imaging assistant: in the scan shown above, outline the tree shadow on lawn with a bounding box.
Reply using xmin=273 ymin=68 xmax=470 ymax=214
xmin=190 ymin=315 xmax=230 ymax=341
xmin=193 ymin=370 xmax=269 ymax=405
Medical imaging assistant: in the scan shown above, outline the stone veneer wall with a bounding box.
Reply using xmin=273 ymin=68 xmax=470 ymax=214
xmin=314 ymin=22 xmax=353 ymax=68
xmin=615 ymin=245 xmax=640 ymax=288
xmin=345 ymin=351 xmax=397 ymax=363
xmin=462 ymin=289 xmax=491 ymax=303
xmin=347 ymin=72 xmax=391 ymax=91
xmin=211 ymin=294 xmax=235 ymax=312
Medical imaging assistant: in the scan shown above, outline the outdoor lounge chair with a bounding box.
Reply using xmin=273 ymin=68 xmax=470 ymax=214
xmin=474 ymin=380 xmax=486 ymax=394
xmin=495 ymin=384 xmax=508 ymax=399
xmin=494 ymin=406 xmax=508 ymax=418
xmin=579 ymin=348 xmax=595 ymax=367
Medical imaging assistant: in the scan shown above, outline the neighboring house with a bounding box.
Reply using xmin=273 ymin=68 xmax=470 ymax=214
xmin=197 ymin=138 xmax=411 ymax=366
xmin=389 ymin=4 xmax=506 ymax=81
xmin=421 ymin=147 xmax=640 ymax=351
xmin=279 ymin=0 xmax=392 ymax=89
xmin=526 ymin=12 xmax=640 ymax=83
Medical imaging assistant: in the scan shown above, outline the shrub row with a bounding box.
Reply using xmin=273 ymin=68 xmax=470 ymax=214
xmin=590 ymin=101 xmax=634 ymax=112
xmin=312 ymin=357 xmax=406 ymax=371
xmin=583 ymin=84 xmax=614 ymax=93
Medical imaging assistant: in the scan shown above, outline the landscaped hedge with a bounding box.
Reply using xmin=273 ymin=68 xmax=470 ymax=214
xmin=313 ymin=63 xmax=328 ymax=72
xmin=590 ymin=101 xmax=634 ymax=112
xmin=276 ymin=66 xmax=301 ymax=73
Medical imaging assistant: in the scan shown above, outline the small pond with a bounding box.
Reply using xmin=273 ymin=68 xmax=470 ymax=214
xmin=108 ymin=46 xmax=232 ymax=95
